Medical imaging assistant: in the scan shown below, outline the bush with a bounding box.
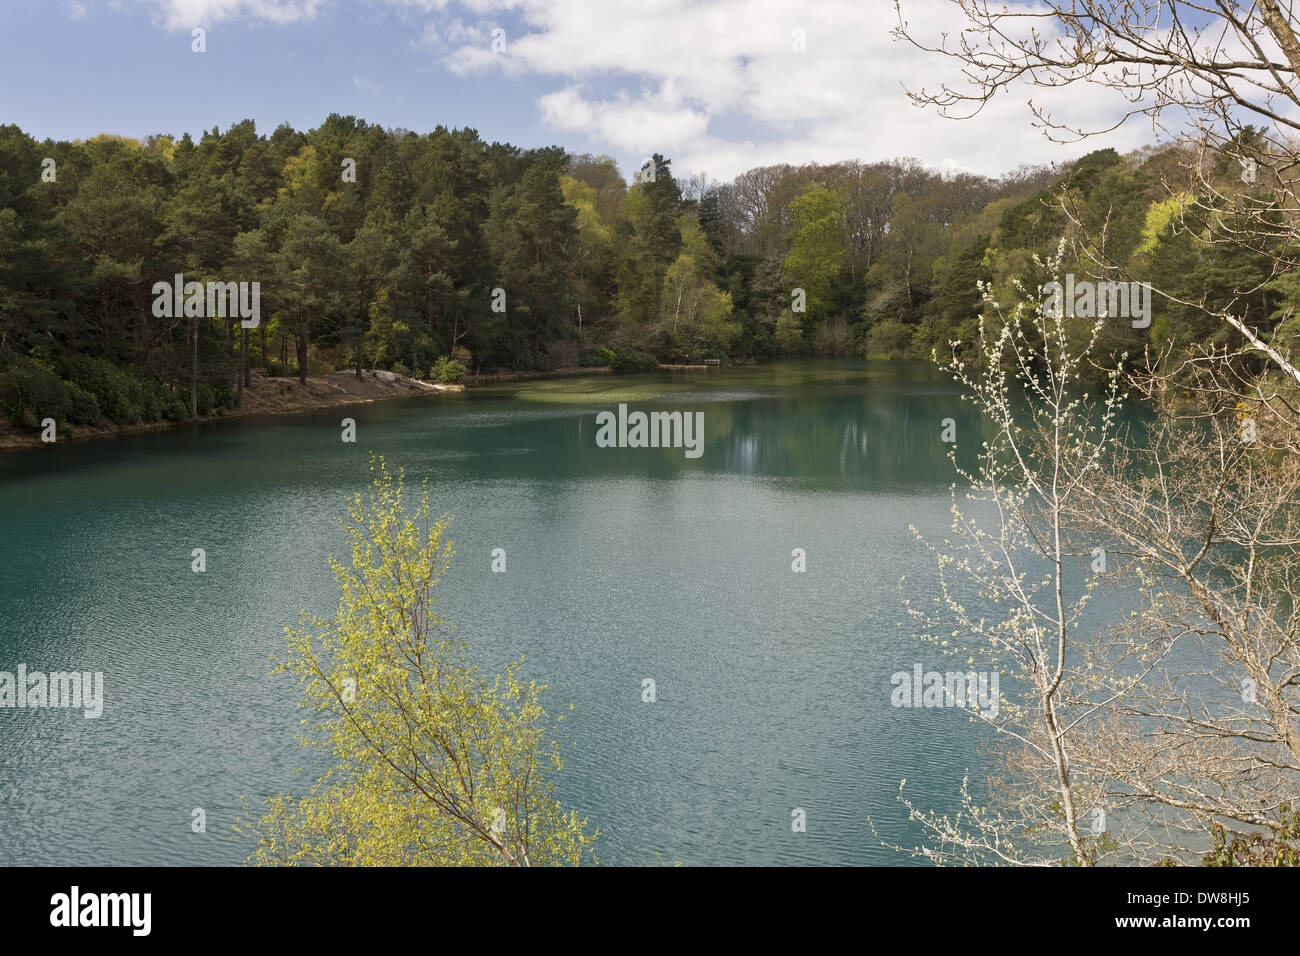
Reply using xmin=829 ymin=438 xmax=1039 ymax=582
xmin=579 ymin=346 xmax=615 ymax=367
xmin=864 ymin=319 xmax=914 ymax=360
xmin=430 ymin=356 xmax=468 ymax=384
xmin=54 ymin=354 xmax=188 ymax=424
xmin=540 ymin=340 xmax=579 ymax=371
xmin=812 ymin=318 xmax=855 ymax=357
xmin=161 ymin=392 xmax=189 ymax=421
xmin=64 ymin=382 xmax=102 ymax=425
xmin=611 ymin=349 xmax=659 ymax=373
xmin=55 ymin=354 xmax=146 ymax=424
xmin=137 ymin=384 xmax=162 ymax=423
xmin=195 ymin=381 xmax=234 ymax=417
xmin=391 ymin=362 xmax=411 ymax=378
xmin=0 ymin=361 xmax=70 ymax=429
xmin=2 ymin=356 xmax=187 ymax=429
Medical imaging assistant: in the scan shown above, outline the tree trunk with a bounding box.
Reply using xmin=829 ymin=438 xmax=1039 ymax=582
xmin=190 ymin=315 xmax=198 ymax=417
xmin=235 ymin=328 xmax=246 ymax=406
xmin=297 ymin=324 xmax=308 ymax=386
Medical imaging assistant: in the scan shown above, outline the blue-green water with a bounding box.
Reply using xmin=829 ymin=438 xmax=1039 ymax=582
xmin=0 ymin=360 xmax=1023 ymax=865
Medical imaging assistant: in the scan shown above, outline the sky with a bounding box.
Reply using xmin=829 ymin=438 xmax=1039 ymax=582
xmin=0 ymin=0 xmax=1147 ymax=184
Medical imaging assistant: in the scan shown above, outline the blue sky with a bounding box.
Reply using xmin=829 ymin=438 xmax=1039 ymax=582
xmin=0 ymin=0 xmax=1144 ymax=183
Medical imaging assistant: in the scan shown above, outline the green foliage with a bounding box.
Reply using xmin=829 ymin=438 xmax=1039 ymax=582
xmin=0 ymin=361 xmax=71 ymax=429
xmin=616 ymin=154 xmax=682 ymax=325
xmin=64 ymin=381 xmax=102 ymax=425
xmin=239 ymin=459 xmax=596 ymax=865
xmin=55 ymin=354 xmax=173 ymax=425
xmin=1135 ymin=193 xmax=1187 ymax=257
xmin=4 ymin=116 xmax=1291 ymax=404
xmin=864 ymin=318 xmax=913 ymax=359
xmin=430 ymin=356 xmax=467 ymax=384
xmin=773 ymin=311 xmax=804 ymax=355
xmin=195 ymin=381 xmax=233 ymax=417
xmin=610 ymin=348 xmax=659 ymax=372
xmin=659 ymin=218 xmax=739 ymax=353
xmin=783 ymin=183 xmax=844 ymax=321
xmin=922 ymin=234 xmax=990 ymax=355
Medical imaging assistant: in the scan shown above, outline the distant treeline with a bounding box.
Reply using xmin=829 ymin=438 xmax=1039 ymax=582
xmin=0 ymin=115 xmax=1292 ymax=430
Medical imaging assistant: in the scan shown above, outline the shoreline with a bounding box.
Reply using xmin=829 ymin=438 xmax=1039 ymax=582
xmin=465 ymin=365 xmax=613 ymax=385
xmin=0 ymin=369 xmax=464 ymax=454
xmin=0 ymin=362 xmax=721 ymax=453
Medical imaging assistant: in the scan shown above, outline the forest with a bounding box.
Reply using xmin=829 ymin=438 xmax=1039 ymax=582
xmin=0 ymin=113 xmax=1292 ymax=430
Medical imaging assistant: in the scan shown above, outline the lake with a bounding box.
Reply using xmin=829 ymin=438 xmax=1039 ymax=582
xmin=0 ymin=359 xmax=1043 ymax=865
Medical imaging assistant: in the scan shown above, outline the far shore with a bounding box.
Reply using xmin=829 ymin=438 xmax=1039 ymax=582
xmin=0 ymin=368 xmax=461 ymax=453
xmin=464 ymin=365 xmax=613 ymax=384
xmin=0 ymin=362 xmax=728 ymax=453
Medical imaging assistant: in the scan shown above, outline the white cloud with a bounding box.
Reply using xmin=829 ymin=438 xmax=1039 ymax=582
xmin=129 ymin=0 xmax=1148 ymax=180
xmin=140 ymin=0 xmax=326 ymax=29
xmin=443 ymin=17 xmax=486 ymax=45
xmin=538 ymin=85 xmax=711 ymax=155
xmin=436 ymin=0 xmax=1145 ymax=180
xmin=140 ymin=0 xmax=447 ymax=28
xmin=353 ymin=76 xmax=382 ymax=95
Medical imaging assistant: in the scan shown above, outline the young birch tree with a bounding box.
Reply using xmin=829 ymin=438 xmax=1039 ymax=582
xmin=238 ymin=457 xmax=596 ymax=866
xmin=889 ymin=247 xmax=1130 ymax=865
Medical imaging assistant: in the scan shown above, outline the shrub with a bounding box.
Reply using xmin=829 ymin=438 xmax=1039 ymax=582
xmin=812 ymin=318 xmax=855 ymax=357
xmin=3 ymin=356 xmax=188 ymax=429
xmin=579 ymin=346 xmax=615 ymax=367
xmin=137 ymin=384 xmax=162 ymax=423
xmin=0 ymin=361 xmax=70 ymax=429
xmin=540 ymin=340 xmax=579 ymax=371
xmin=864 ymin=319 xmax=914 ymax=360
xmin=160 ymin=392 xmax=189 ymax=421
xmin=64 ymin=382 xmax=102 ymax=425
xmin=611 ymin=349 xmax=659 ymax=373
xmin=196 ymin=381 xmax=237 ymax=417
xmin=430 ymin=356 xmax=468 ymax=384
xmin=54 ymin=354 xmax=188 ymax=424
xmin=55 ymin=354 xmax=145 ymax=424
xmin=391 ymin=362 xmax=411 ymax=378
xmin=213 ymin=381 xmax=235 ymax=412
